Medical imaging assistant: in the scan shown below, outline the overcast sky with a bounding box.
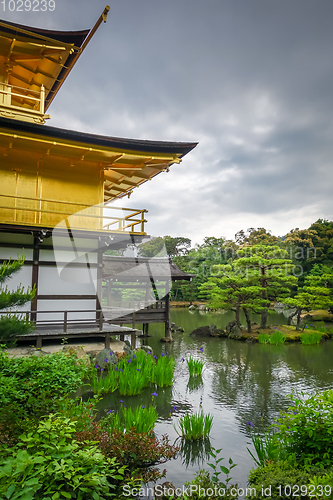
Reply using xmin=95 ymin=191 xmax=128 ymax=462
xmin=3 ymin=0 xmax=333 ymax=245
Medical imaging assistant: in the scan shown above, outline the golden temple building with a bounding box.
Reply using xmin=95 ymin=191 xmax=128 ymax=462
xmin=0 ymin=7 xmax=196 ymax=343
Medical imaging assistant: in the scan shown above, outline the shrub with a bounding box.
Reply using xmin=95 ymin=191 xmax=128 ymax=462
xmin=0 ymin=415 xmax=131 ymax=500
xmin=275 ymin=390 xmax=333 ymax=467
xmin=76 ymin=424 xmax=179 ymax=482
xmin=247 ymin=460 xmax=333 ymax=500
xmin=175 ymin=449 xmax=238 ymax=500
xmin=0 ymin=349 xmax=88 ymax=436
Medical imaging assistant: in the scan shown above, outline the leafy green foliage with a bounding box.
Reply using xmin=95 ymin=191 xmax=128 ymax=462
xmin=0 ymin=349 xmax=88 ymax=436
xmin=175 ymin=450 xmax=238 ymax=500
xmin=247 ymin=460 xmax=333 ymax=500
xmin=207 ymin=447 xmax=237 ymax=490
xmin=0 ymin=415 xmax=130 ymax=500
xmin=77 ymin=424 xmax=179 ymax=482
xmin=175 ymin=411 xmax=213 ymax=440
xmin=275 ymin=390 xmax=333 ymax=468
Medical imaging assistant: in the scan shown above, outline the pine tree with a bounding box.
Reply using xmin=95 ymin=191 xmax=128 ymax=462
xmin=200 ymin=264 xmax=265 ymax=333
xmin=0 ymin=257 xmax=35 ymax=342
xmin=282 ymin=276 xmax=331 ymax=330
xmin=236 ymin=245 xmax=297 ymax=328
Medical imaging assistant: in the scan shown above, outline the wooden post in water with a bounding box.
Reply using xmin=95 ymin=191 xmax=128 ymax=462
xmin=164 ymin=293 xmax=172 ymax=340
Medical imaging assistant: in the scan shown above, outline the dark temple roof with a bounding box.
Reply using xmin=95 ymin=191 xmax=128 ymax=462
xmin=0 ymin=116 xmax=198 ymax=156
xmin=103 ymin=256 xmax=195 ymax=282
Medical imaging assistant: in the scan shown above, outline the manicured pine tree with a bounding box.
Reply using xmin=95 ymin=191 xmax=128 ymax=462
xmin=0 ymin=257 xmax=35 ymax=342
xmin=199 ymin=264 xmax=264 ymax=333
xmin=236 ymin=245 xmax=297 ymax=329
xmin=282 ymin=276 xmax=331 ymax=331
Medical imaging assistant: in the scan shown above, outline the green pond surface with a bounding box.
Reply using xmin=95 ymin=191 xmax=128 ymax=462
xmin=95 ymin=308 xmax=333 ymax=494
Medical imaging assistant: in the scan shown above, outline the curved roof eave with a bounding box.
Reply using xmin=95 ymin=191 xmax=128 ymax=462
xmin=0 ymin=116 xmax=198 ymax=156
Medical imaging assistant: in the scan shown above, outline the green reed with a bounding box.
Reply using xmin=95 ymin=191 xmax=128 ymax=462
xmin=248 ymin=431 xmax=285 ymax=467
xmin=153 ymin=353 xmax=175 ymax=387
xmin=175 ymin=411 xmax=213 ymax=440
xmin=118 ymin=365 xmax=147 ymax=396
xmin=117 ymin=350 xmax=156 ymax=395
xmin=270 ymin=331 xmax=286 ymax=345
xmin=89 ymin=350 xmax=176 ymax=397
xmin=88 ymin=366 xmax=119 ymax=395
xmin=258 ymin=333 xmax=270 ymax=344
xmin=101 ymin=404 xmax=158 ymax=434
xmin=187 ymin=356 xmax=204 ymax=377
xmin=301 ymin=332 xmax=322 ymax=345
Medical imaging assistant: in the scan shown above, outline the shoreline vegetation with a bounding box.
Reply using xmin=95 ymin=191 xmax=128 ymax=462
xmin=1 ymin=220 xmax=333 ymax=498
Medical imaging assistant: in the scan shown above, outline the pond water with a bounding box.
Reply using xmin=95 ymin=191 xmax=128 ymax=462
xmin=96 ymin=308 xmax=333 ymax=494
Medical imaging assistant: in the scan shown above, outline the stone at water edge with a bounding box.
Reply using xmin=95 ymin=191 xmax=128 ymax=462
xmin=160 ymin=337 xmax=174 ymax=343
xmin=27 ymin=348 xmax=47 ymax=357
xmin=170 ymin=322 xmax=184 ymax=333
xmin=226 ymin=320 xmax=242 ymax=337
xmin=209 ymin=323 xmax=226 ymax=337
xmin=154 ymin=481 xmax=178 ymax=500
xmin=190 ymin=325 xmax=210 ymax=337
xmin=94 ymin=348 xmax=119 ymax=369
xmin=139 ymin=345 xmax=154 ymax=355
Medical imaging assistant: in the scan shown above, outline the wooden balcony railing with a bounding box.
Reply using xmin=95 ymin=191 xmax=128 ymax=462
xmin=0 ymin=83 xmax=50 ymax=122
xmin=0 ymin=193 xmax=147 ymax=234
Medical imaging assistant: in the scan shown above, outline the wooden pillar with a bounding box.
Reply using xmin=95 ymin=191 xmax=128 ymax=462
xmin=31 ymin=237 xmax=40 ymax=323
xmin=96 ymin=245 xmax=103 ymax=326
xmin=131 ymin=330 xmax=136 ymax=349
xmin=105 ymin=333 xmax=110 ymax=350
xmin=164 ymin=293 xmax=172 ymax=340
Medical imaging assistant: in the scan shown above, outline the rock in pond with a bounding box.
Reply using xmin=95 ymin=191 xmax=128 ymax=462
xmin=190 ymin=324 xmax=225 ymax=337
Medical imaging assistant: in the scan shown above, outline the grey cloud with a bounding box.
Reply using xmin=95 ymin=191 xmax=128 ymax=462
xmin=2 ymin=0 xmax=333 ymax=240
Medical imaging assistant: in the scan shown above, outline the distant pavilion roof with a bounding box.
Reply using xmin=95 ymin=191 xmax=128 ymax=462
xmin=103 ymin=256 xmax=195 ymax=282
